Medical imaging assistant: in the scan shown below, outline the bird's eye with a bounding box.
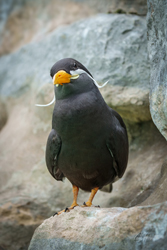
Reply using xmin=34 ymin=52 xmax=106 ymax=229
xmin=73 ymin=62 xmax=77 ymax=68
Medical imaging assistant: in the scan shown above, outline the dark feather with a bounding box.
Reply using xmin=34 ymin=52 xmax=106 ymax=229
xmin=45 ymin=129 xmax=64 ymax=181
xmin=106 ymin=108 xmax=128 ymax=178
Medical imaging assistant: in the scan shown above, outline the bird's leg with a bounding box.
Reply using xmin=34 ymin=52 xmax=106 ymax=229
xmin=54 ymin=185 xmax=79 ymax=215
xmin=68 ymin=185 xmax=79 ymax=209
xmin=83 ymin=187 xmax=99 ymax=207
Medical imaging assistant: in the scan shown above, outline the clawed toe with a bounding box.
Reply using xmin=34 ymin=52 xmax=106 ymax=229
xmin=53 ymin=208 xmax=66 ymax=216
xmin=53 ymin=205 xmax=78 ymax=216
xmin=65 ymin=207 xmax=70 ymax=212
xmin=82 ymin=202 xmax=100 ymax=208
xmin=53 ymin=212 xmax=58 ymax=216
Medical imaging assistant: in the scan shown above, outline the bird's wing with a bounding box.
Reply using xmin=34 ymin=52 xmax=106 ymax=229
xmin=45 ymin=129 xmax=64 ymax=181
xmin=106 ymin=108 xmax=129 ymax=179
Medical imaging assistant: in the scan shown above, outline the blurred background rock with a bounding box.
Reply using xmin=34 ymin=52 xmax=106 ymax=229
xmin=1 ymin=0 xmax=167 ymax=250
xmin=0 ymin=0 xmax=147 ymax=56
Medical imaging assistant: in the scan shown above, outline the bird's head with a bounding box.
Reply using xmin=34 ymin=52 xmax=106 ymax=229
xmin=50 ymin=58 xmax=93 ymax=85
xmin=36 ymin=58 xmax=108 ymax=106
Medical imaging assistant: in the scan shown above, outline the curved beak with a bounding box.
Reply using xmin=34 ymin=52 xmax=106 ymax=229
xmin=53 ymin=70 xmax=79 ymax=86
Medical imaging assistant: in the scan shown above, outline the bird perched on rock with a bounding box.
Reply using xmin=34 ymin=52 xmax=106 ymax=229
xmin=38 ymin=58 xmax=128 ymax=215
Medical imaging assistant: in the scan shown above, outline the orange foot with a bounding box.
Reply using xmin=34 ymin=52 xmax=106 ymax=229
xmin=53 ymin=202 xmax=79 ymax=216
xmin=54 ymin=185 xmax=79 ymax=216
xmin=82 ymin=187 xmax=99 ymax=207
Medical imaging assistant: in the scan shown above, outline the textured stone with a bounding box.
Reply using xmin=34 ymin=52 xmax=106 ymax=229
xmin=28 ymin=203 xmax=167 ymax=250
xmin=147 ymin=0 xmax=167 ymax=140
xmin=140 ymin=158 xmax=167 ymax=206
xmin=0 ymin=199 xmax=45 ymax=250
xmin=101 ymin=85 xmax=151 ymax=122
xmin=0 ymin=99 xmax=7 ymax=131
xmin=108 ymin=0 xmax=147 ymax=15
xmin=0 ymin=0 xmax=147 ymax=56
xmin=0 ymin=0 xmax=96 ymax=56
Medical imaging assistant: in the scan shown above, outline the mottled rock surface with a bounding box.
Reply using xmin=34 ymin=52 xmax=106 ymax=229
xmin=0 ymin=0 xmax=96 ymax=56
xmin=109 ymin=0 xmax=147 ymax=15
xmin=147 ymin=0 xmax=167 ymax=140
xmin=28 ymin=203 xmax=167 ymax=250
xmin=0 ymin=99 xmax=7 ymax=131
xmin=0 ymin=0 xmax=147 ymax=56
xmin=0 ymin=199 xmax=45 ymax=250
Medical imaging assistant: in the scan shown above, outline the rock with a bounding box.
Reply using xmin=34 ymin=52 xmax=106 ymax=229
xmin=0 ymin=99 xmax=7 ymax=131
xmin=0 ymin=199 xmax=45 ymax=250
xmin=0 ymin=0 xmax=147 ymax=56
xmin=0 ymin=14 xmax=149 ymax=123
xmin=147 ymin=0 xmax=167 ymax=140
xmin=0 ymin=0 xmax=96 ymax=56
xmin=108 ymin=0 xmax=147 ymax=15
xmin=28 ymin=203 xmax=167 ymax=250
xmin=101 ymin=85 xmax=151 ymax=122
xmin=140 ymin=158 xmax=167 ymax=206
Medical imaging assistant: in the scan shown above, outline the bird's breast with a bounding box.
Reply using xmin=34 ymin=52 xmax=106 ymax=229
xmin=51 ymin=91 xmax=117 ymax=190
xmin=52 ymin=91 xmax=107 ymax=140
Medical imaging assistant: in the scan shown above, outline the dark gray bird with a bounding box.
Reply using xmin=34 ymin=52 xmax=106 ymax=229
xmin=45 ymin=58 xmax=128 ymax=214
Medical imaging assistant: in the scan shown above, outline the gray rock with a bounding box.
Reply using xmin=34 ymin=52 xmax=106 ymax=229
xmin=0 ymin=0 xmax=97 ymax=56
xmin=140 ymin=158 xmax=167 ymax=206
xmin=0 ymin=199 xmax=46 ymax=250
xmin=108 ymin=0 xmax=147 ymax=15
xmin=101 ymin=85 xmax=151 ymax=122
xmin=0 ymin=0 xmax=147 ymax=56
xmin=147 ymin=0 xmax=167 ymax=140
xmin=28 ymin=203 xmax=167 ymax=250
xmin=0 ymin=99 xmax=7 ymax=130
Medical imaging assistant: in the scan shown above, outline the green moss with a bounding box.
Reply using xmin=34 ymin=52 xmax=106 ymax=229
xmin=115 ymin=9 xmax=126 ymax=14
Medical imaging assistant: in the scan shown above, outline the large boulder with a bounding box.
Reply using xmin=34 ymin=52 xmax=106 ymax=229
xmin=0 ymin=0 xmax=147 ymax=56
xmin=28 ymin=203 xmax=167 ymax=250
xmin=147 ymin=0 xmax=167 ymax=141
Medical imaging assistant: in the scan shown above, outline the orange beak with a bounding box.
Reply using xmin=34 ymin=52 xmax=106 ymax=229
xmin=53 ymin=70 xmax=71 ymax=85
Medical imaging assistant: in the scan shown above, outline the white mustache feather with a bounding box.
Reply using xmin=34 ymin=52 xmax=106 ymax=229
xmin=70 ymin=69 xmax=109 ymax=89
xmin=35 ymin=69 xmax=108 ymax=107
xmin=35 ymin=96 xmax=55 ymax=107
